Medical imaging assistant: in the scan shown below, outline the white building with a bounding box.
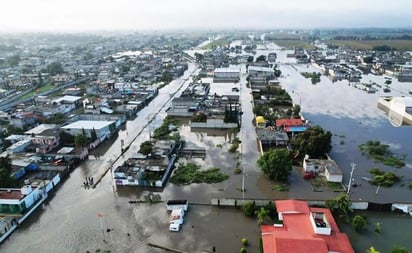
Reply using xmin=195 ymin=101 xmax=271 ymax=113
xmin=213 ymin=68 xmax=240 ymax=82
xmin=61 ymin=120 xmax=116 ymax=141
xmin=303 ymin=155 xmax=343 ymax=183
xmin=248 ymin=66 xmax=274 ymax=78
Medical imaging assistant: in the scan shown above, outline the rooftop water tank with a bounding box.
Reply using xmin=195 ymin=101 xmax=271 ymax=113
xmin=21 ymin=185 xmax=33 ymax=195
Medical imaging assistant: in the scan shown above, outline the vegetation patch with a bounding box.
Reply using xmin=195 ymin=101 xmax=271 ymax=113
xmin=269 ymin=39 xmax=315 ymax=49
xmin=152 ymin=116 xmax=180 ymax=140
xmin=201 ymin=38 xmax=230 ymax=50
xmin=369 ymin=167 xmax=401 ymax=187
xmin=229 ymin=138 xmax=241 ymax=153
xmin=330 ymin=40 xmax=412 ymax=50
xmin=358 ymin=140 xmax=405 ymax=168
xmin=301 ymin=72 xmax=321 ymax=84
xmin=272 ymin=184 xmax=289 ymax=192
xmin=170 ymin=163 xmax=229 ymax=185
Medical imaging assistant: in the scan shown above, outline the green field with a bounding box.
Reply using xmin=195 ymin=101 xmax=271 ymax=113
xmin=271 ymin=39 xmax=315 ymax=49
xmin=19 ymin=84 xmax=56 ymax=100
xmin=330 ymin=40 xmax=412 ymax=50
xmin=201 ymin=38 xmax=230 ymax=50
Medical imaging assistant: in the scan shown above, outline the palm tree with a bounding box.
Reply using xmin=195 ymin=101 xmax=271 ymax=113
xmin=255 ymin=207 xmax=269 ymax=225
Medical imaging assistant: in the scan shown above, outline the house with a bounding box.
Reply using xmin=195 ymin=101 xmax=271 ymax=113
xmin=275 ymin=118 xmax=307 ymax=135
xmin=25 ymin=124 xmax=60 ymax=154
xmin=261 ymin=200 xmax=354 ymax=253
xmin=257 ymin=128 xmax=289 ymax=147
xmin=303 ymin=155 xmax=343 ymax=183
xmin=0 ymin=186 xmax=44 ymax=215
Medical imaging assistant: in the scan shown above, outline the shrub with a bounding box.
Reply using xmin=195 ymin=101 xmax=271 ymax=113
xmin=240 ymin=247 xmax=247 ymax=253
xmin=242 ymin=202 xmax=256 ymax=217
xmin=241 ymin=238 xmax=248 ymax=246
xmin=374 ymin=222 xmax=381 ymax=234
xmin=352 ymin=215 xmax=367 ymax=232
xmin=229 ymin=142 xmax=239 ymax=153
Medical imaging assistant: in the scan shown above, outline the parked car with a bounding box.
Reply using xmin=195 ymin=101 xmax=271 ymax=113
xmin=303 ymin=171 xmax=316 ymax=180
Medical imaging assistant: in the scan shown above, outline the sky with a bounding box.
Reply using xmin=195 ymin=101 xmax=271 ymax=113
xmin=1 ymin=0 xmax=412 ymax=32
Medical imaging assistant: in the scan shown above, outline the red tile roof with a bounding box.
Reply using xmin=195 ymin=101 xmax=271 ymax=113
xmin=275 ymin=200 xmax=310 ymax=214
xmin=261 ymin=200 xmax=355 ymax=253
xmin=276 ymin=119 xmax=304 ymax=128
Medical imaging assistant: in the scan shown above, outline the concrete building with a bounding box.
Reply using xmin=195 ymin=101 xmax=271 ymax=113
xmin=213 ymin=68 xmax=240 ymax=82
xmin=61 ymin=120 xmax=116 ymax=141
xmin=396 ymin=64 xmax=412 ymax=82
xmin=248 ymin=66 xmax=275 ymax=78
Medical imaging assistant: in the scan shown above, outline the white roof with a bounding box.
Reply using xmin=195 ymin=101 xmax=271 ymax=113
xmin=61 ymin=120 xmax=115 ymax=130
xmin=214 ymin=68 xmax=240 ymax=73
xmin=248 ymin=66 xmax=274 ymax=73
xmin=53 ymin=95 xmax=82 ymax=104
xmin=25 ymin=124 xmax=57 ymax=135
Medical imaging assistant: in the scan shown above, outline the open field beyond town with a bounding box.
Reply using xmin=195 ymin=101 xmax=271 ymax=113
xmin=330 ymin=39 xmax=412 ymax=50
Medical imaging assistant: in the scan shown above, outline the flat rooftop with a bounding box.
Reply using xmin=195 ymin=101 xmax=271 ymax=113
xmin=61 ymin=120 xmax=115 ymax=130
xmin=25 ymin=124 xmax=57 ymax=135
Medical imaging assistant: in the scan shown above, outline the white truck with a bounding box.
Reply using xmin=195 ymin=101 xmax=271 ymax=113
xmin=166 ymin=200 xmax=189 ymax=211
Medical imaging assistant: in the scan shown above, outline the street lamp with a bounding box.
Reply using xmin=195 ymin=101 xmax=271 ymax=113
xmin=242 ymin=163 xmax=248 ymax=198
xmin=347 ymin=162 xmax=356 ymax=195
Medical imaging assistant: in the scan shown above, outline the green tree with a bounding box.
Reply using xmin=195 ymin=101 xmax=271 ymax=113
xmin=194 ymin=52 xmax=204 ymax=62
xmin=91 ymin=128 xmax=98 ymax=141
xmin=325 ymin=194 xmax=352 ymax=214
xmin=44 ymin=62 xmax=64 ymax=76
xmin=391 ymin=246 xmax=409 ymax=253
xmin=257 ymin=149 xmax=292 ymax=181
xmin=255 ymin=207 xmax=269 ymax=225
xmin=264 ymin=201 xmax=277 ymax=219
xmin=74 ymin=133 xmax=87 ymax=148
xmin=191 ymin=112 xmax=207 ymax=122
xmin=352 ymin=215 xmax=367 ymax=232
xmin=0 ymin=156 xmax=18 ymax=188
xmin=59 ymin=131 xmax=74 ymax=146
xmin=139 ymin=141 xmax=153 ymax=156
xmin=256 ymin=55 xmax=266 ymax=62
xmin=247 ymin=56 xmax=254 ymax=63
xmin=242 ymin=201 xmax=256 ymax=217
xmin=160 ymin=70 xmax=173 ymax=83
xmin=291 ymin=125 xmax=332 ymax=159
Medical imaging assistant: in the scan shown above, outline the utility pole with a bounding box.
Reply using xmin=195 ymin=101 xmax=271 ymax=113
xmin=347 ymin=162 xmax=356 ymax=195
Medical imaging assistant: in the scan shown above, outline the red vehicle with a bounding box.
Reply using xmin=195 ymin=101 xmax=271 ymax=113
xmin=303 ymin=171 xmax=316 ymax=180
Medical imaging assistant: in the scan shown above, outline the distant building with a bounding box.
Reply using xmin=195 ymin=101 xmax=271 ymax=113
xmin=261 ymin=200 xmax=354 ymax=253
xmin=213 ymin=68 xmax=240 ymax=82
xmin=396 ymin=65 xmax=412 ymax=82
